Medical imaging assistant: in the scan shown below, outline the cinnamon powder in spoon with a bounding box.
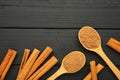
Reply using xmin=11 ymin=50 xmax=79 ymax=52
xmin=63 ymin=51 xmax=85 ymax=73
xmin=79 ymin=26 xmax=100 ymax=49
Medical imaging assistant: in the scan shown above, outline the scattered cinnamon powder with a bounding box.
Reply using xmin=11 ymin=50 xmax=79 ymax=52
xmin=79 ymin=26 xmax=100 ymax=49
xmin=63 ymin=51 xmax=85 ymax=73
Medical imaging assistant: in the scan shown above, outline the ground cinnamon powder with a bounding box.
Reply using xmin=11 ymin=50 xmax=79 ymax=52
xmin=63 ymin=51 xmax=85 ymax=73
xmin=79 ymin=27 xmax=100 ymax=49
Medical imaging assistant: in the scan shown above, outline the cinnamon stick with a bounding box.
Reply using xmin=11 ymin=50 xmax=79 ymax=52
xmin=0 ymin=49 xmax=14 ymax=78
xmin=25 ymin=46 xmax=53 ymax=80
xmin=28 ymin=56 xmax=58 ymax=80
xmin=16 ymin=48 xmax=40 ymax=80
xmin=17 ymin=49 xmax=30 ymax=77
xmin=0 ymin=49 xmax=17 ymax=80
xmin=23 ymin=49 xmax=31 ymax=68
xmin=83 ymin=63 xmax=104 ymax=80
xmin=90 ymin=60 xmax=97 ymax=80
xmin=107 ymin=37 xmax=120 ymax=53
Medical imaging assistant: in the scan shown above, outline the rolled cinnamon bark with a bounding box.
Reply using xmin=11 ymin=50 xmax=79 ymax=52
xmin=28 ymin=56 xmax=58 ymax=80
xmin=107 ymin=37 xmax=120 ymax=53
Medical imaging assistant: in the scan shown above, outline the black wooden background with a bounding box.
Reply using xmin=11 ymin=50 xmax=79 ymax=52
xmin=0 ymin=0 xmax=120 ymax=80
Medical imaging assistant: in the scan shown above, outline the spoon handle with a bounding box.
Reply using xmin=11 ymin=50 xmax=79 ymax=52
xmin=96 ymin=47 xmax=120 ymax=79
xmin=47 ymin=67 xmax=66 ymax=80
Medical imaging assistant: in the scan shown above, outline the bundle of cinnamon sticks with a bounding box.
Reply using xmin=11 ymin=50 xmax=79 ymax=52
xmin=83 ymin=61 xmax=104 ymax=80
xmin=16 ymin=46 xmax=58 ymax=80
xmin=0 ymin=49 xmax=17 ymax=80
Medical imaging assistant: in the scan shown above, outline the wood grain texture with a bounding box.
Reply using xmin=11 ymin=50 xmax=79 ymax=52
xmin=0 ymin=0 xmax=120 ymax=28
xmin=0 ymin=0 xmax=120 ymax=8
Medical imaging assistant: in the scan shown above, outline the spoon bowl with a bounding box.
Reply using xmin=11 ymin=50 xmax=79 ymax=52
xmin=78 ymin=26 xmax=120 ymax=79
xmin=47 ymin=51 xmax=86 ymax=80
xmin=62 ymin=51 xmax=86 ymax=73
xmin=78 ymin=26 xmax=101 ymax=52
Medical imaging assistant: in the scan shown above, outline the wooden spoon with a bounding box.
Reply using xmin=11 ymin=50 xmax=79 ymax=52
xmin=78 ymin=26 xmax=120 ymax=79
xmin=47 ymin=51 xmax=86 ymax=80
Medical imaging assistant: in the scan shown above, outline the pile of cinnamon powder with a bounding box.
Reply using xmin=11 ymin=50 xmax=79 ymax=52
xmin=63 ymin=52 xmax=85 ymax=73
xmin=79 ymin=27 xmax=100 ymax=49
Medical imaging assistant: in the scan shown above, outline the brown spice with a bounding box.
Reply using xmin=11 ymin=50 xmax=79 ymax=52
xmin=107 ymin=37 xmax=120 ymax=53
xmin=0 ymin=49 xmax=17 ymax=80
xmin=79 ymin=26 xmax=100 ymax=49
xmin=90 ymin=60 xmax=97 ymax=80
xmin=63 ymin=51 xmax=85 ymax=73
xmin=83 ymin=63 xmax=104 ymax=80
xmin=28 ymin=56 xmax=58 ymax=80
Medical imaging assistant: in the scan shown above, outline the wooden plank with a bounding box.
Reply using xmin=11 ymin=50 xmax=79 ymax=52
xmin=0 ymin=29 xmax=120 ymax=66
xmin=0 ymin=7 xmax=120 ymax=28
xmin=5 ymin=65 xmax=120 ymax=80
xmin=0 ymin=0 xmax=120 ymax=8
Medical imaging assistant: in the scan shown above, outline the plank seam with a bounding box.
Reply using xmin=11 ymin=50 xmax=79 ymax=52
xmin=0 ymin=27 xmax=119 ymax=30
